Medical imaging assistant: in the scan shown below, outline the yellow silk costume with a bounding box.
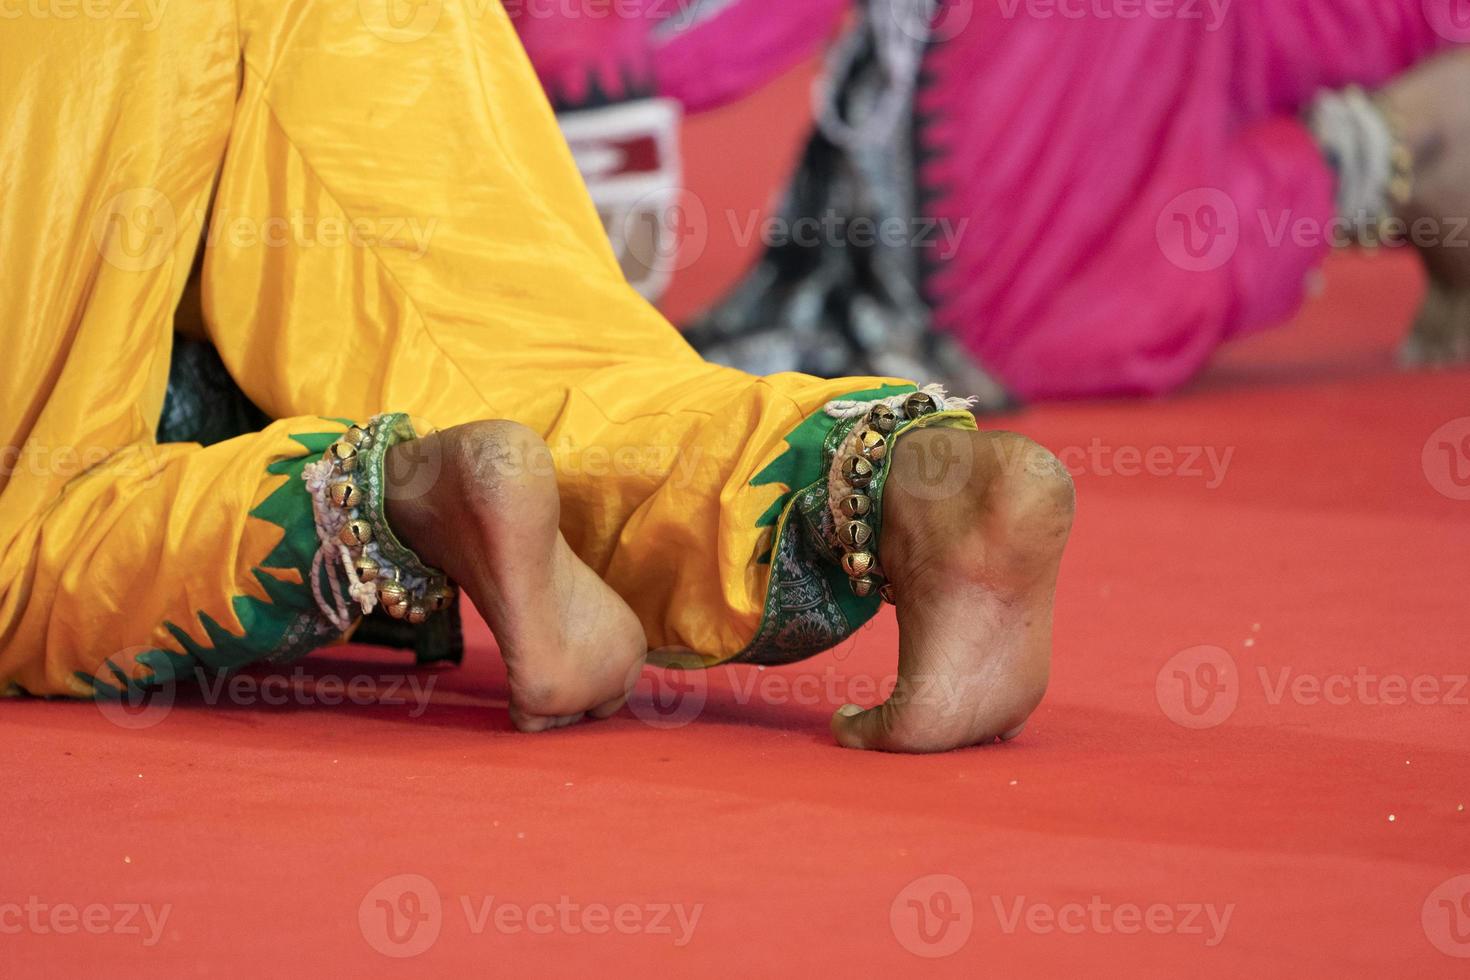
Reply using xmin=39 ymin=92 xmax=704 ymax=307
xmin=0 ymin=0 xmax=972 ymax=698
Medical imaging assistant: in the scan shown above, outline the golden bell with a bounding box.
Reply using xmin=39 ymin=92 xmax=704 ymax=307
xmin=838 ymin=493 xmax=872 ymax=519
xmin=339 ymin=519 xmax=372 ymax=547
xmin=353 ymin=556 xmax=380 ymax=582
xmin=838 ymin=520 xmax=873 ymax=549
xmin=867 ymin=404 xmax=897 ymax=434
xmin=903 ymin=392 xmax=937 ymax=419
xmin=850 ymin=575 xmax=879 ymax=598
xmin=328 ymin=440 xmax=358 ymax=472
xmin=841 ymin=550 xmax=875 ymax=578
xmin=406 ymin=602 xmax=429 ymax=625
xmin=378 ymin=580 xmax=409 ymax=618
xmin=329 ymin=481 xmax=360 ymax=508
xmin=842 ymin=456 xmax=874 ymax=489
xmin=855 ymin=427 xmax=888 ymax=463
xmin=341 ymin=425 xmax=369 ymax=447
xmin=879 ymin=583 xmax=897 ymax=605
xmin=428 ymin=584 xmax=456 ymax=613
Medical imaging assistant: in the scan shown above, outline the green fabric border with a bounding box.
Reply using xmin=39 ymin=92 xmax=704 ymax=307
xmin=731 ymin=392 xmax=978 ymax=667
xmin=75 ymin=426 xmax=356 ymax=699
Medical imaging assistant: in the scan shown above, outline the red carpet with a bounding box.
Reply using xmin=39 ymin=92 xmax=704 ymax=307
xmin=7 ymin=66 xmax=1469 ymax=978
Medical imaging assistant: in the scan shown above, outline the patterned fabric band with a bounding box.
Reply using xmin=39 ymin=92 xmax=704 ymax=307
xmin=1308 ymin=85 xmax=1415 ymax=245
xmin=301 ymin=413 xmax=456 ymax=632
xmin=717 ymin=383 xmax=980 ymax=668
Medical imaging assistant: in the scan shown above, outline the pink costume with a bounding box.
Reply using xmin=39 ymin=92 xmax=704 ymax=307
xmin=514 ymin=1 xmax=1464 ymax=399
xmin=917 ymin=0 xmax=1461 ymax=398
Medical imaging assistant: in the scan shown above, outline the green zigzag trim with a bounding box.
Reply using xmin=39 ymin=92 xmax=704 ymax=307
xmin=732 ymin=384 xmax=916 ymax=665
xmin=78 ymin=428 xmax=348 ymax=698
xmin=750 ymin=384 xmax=914 ymax=541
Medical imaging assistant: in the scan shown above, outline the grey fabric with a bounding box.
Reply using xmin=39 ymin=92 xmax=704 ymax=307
xmin=682 ymin=0 xmax=1013 ymax=412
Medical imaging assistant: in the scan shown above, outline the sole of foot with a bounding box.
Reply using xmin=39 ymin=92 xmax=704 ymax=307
xmin=385 ymin=420 xmax=648 ymax=733
xmin=831 ymin=427 xmax=1074 ymax=753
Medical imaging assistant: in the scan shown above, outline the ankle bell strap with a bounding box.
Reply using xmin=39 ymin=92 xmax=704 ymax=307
xmin=820 ymin=384 xmax=978 ymax=605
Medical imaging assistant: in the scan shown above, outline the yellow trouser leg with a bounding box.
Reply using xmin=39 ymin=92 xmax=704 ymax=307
xmin=201 ymin=0 xmax=921 ymax=663
xmin=0 ymin=9 xmax=402 ymax=695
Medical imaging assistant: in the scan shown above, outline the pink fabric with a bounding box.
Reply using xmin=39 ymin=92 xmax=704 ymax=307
xmin=509 ymin=1 xmax=846 ymax=113
xmin=507 ymin=6 xmax=654 ymax=106
xmin=920 ymin=0 xmax=1462 ymax=399
xmin=650 ymin=0 xmax=849 ymax=113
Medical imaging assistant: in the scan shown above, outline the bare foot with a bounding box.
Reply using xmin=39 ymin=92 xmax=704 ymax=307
xmin=1377 ymin=51 xmax=1470 ymax=365
xmin=830 ymin=429 xmax=1074 ymax=753
xmin=385 ymin=421 xmax=648 ymax=732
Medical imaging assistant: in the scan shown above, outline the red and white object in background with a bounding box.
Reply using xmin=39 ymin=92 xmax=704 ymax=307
xmin=560 ymin=98 xmax=684 ymax=303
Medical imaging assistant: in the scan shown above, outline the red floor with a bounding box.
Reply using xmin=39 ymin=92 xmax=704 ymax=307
xmin=7 ymin=67 xmax=1470 ymax=978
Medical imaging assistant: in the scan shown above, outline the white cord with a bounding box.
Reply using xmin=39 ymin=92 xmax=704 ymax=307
xmin=301 ymin=458 xmax=379 ymax=632
xmin=823 ymin=382 xmax=975 ymax=420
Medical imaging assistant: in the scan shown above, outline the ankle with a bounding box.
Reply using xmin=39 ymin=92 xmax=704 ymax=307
xmin=881 ymin=430 xmax=1074 ymax=591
